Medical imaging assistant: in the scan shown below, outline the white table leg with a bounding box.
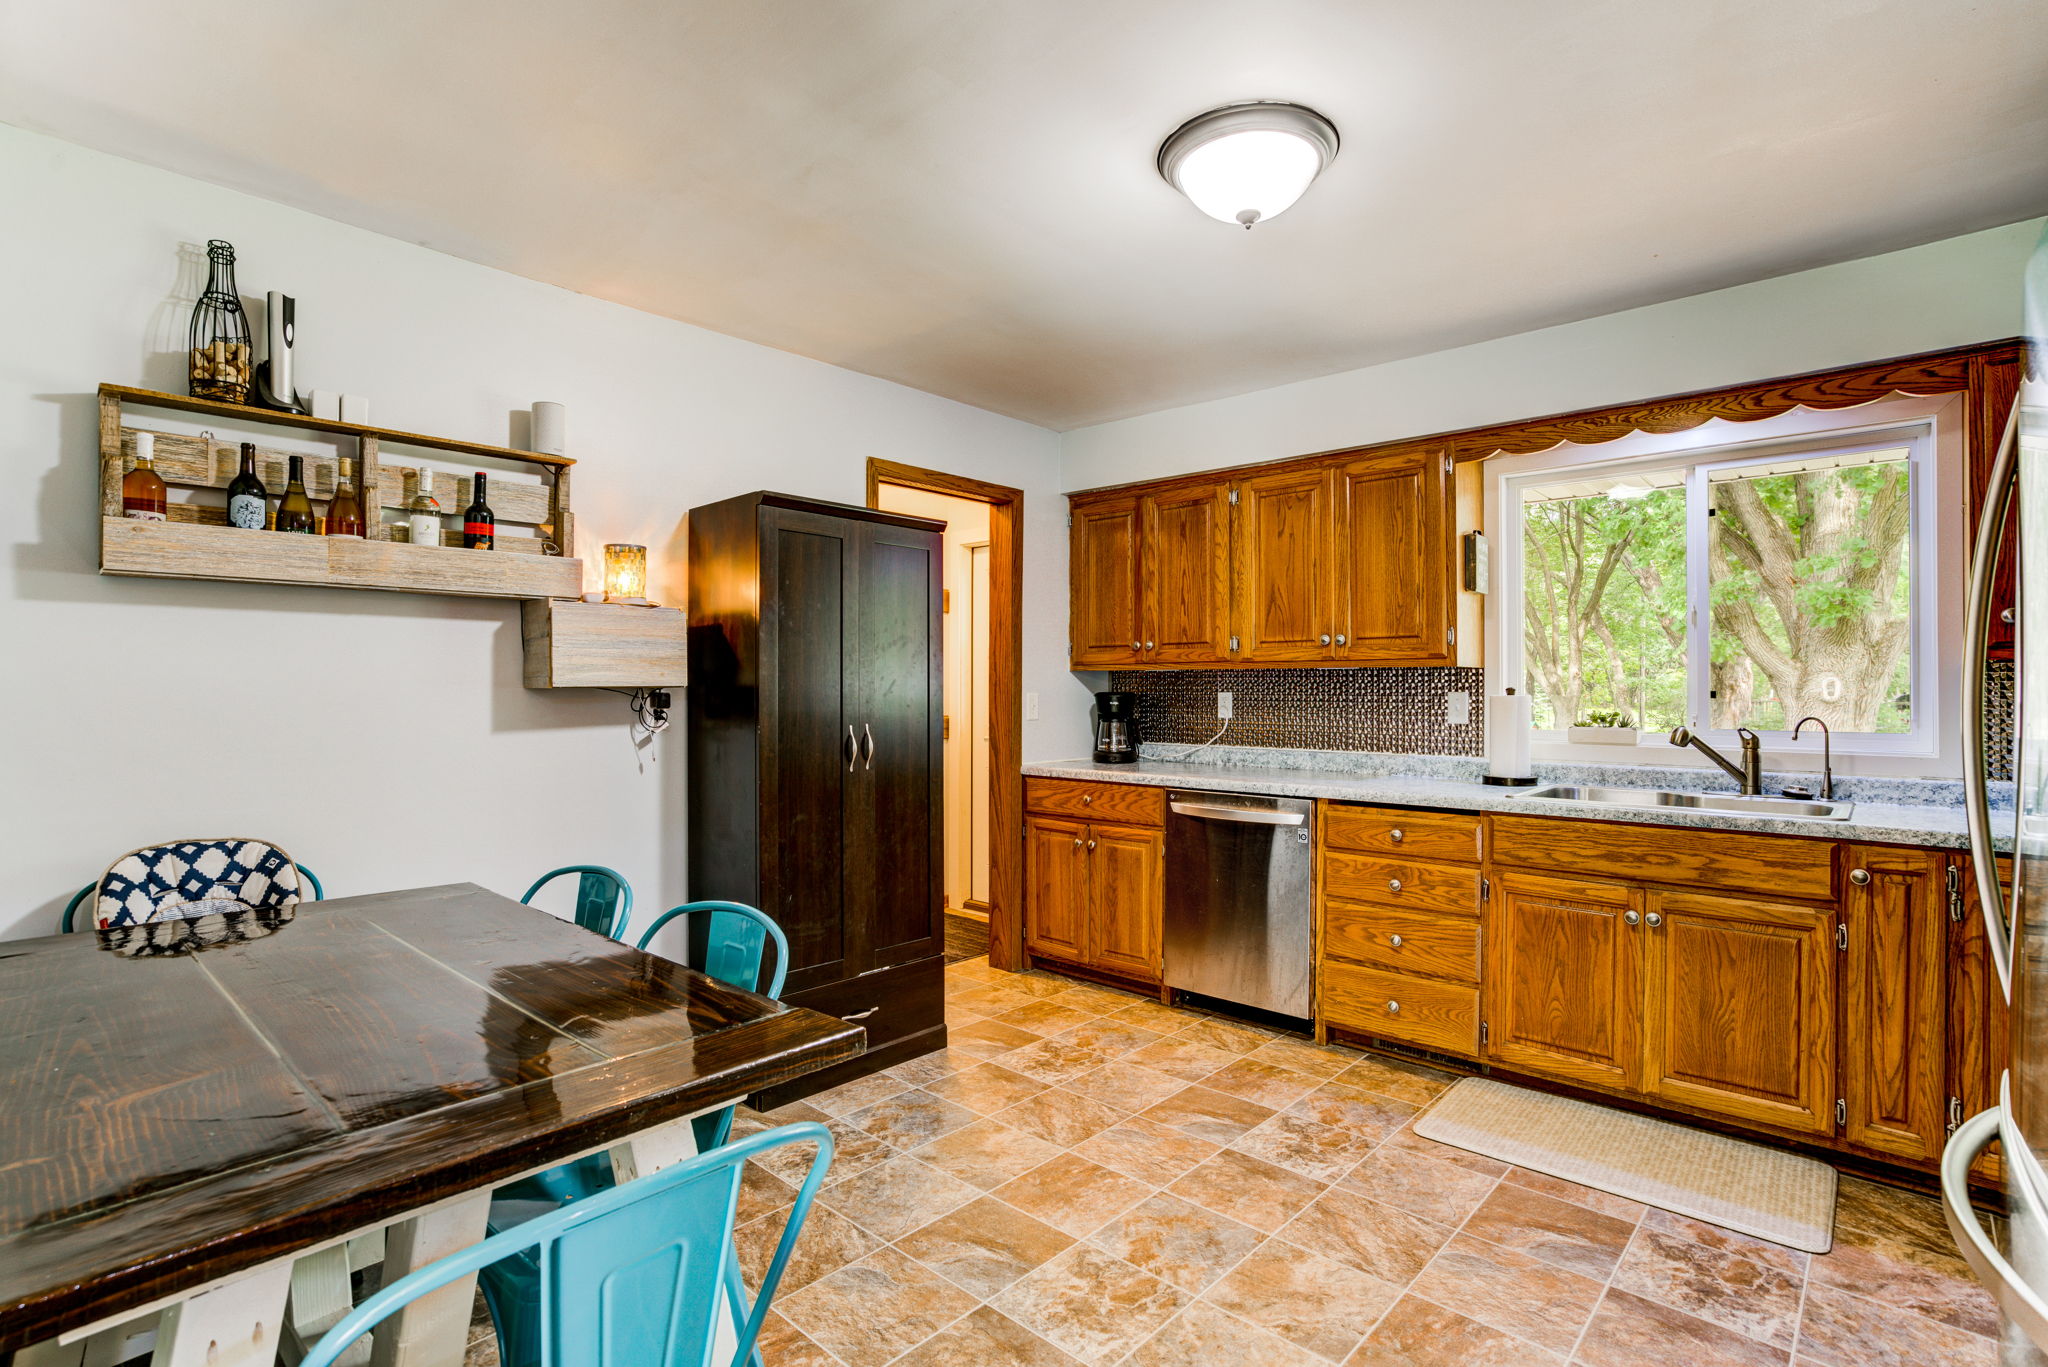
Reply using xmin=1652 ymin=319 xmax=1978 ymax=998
xmin=369 ymin=1195 xmax=490 ymax=1367
xmin=346 ymin=1229 xmax=387 ymax=1273
xmin=286 ymin=1243 xmax=369 ymax=1367
xmin=149 ymin=1261 xmax=293 ymax=1367
xmin=81 ymin=1318 xmax=155 ymax=1367
xmin=13 ymin=1338 xmax=85 ymax=1367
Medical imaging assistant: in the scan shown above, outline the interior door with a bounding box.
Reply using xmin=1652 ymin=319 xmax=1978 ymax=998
xmin=1335 ymin=446 xmax=1450 ymax=663
xmin=1641 ymin=890 xmax=1836 ymax=1135
xmin=760 ymin=508 xmax=860 ymax=993
xmin=1089 ymin=823 xmax=1163 ymax=980
xmin=1141 ymin=482 xmax=1232 ymax=664
xmin=1486 ymin=870 xmax=1642 ymax=1091
xmin=1843 ymin=843 xmax=1948 ymax=1161
xmin=1025 ymin=815 xmax=1089 ymax=962
xmin=851 ymin=519 xmax=944 ymax=971
xmin=1232 ymin=467 xmax=1335 ymax=662
xmin=1069 ymin=496 xmax=1143 ymax=667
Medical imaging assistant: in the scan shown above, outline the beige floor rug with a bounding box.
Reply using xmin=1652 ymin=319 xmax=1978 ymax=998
xmin=1413 ymin=1077 xmax=1837 ymax=1253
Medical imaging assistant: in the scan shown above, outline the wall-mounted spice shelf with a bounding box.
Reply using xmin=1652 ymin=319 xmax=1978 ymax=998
xmin=520 ymin=599 xmax=688 ymax=687
xmin=97 ymin=384 xmax=583 ymax=600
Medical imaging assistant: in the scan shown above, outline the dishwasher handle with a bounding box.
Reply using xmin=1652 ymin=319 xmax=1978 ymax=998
xmin=1169 ymin=800 xmax=1306 ymax=827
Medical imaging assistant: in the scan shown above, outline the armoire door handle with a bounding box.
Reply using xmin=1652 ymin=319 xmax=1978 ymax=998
xmin=861 ymin=722 xmax=875 ymax=770
xmin=845 ymin=725 xmax=856 ymax=773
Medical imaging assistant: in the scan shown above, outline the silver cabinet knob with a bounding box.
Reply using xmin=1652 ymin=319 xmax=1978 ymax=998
xmin=1319 ymin=633 xmax=1332 ymax=645
xmin=1073 ymin=837 xmax=1083 ymax=848
xmin=1144 ymin=641 xmax=1155 ymax=650
xmin=1389 ymin=828 xmax=1403 ymax=842
xmin=1388 ymin=879 xmax=1403 ymax=892
xmin=1624 ymin=910 xmax=1641 ymax=926
xmin=1385 ymin=1000 xmax=1401 ymax=1014
xmin=1130 ymin=641 xmax=1142 ymax=651
xmin=1335 ymin=634 xmax=1348 ymax=646
xmin=1645 ymin=911 xmax=1664 ymax=928
xmin=1388 ymin=933 xmax=1404 ymax=948
xmin=1081 ymin=794 xmax=1092 ymax=805
xmin=1850 ymin=868 xmax=1871 ymax=886
xmin=1086 ymin=839 xmax=1097 ymax=850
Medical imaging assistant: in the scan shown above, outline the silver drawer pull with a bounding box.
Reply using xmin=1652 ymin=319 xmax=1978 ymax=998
xmin=843 ymin=1007 xmax=879 ymax=1021
xmin=1385 ymin=1000 xmax=1401 ymax=1014
xmin=1081 ymin=794 xmax=1092 ymax=805
xmin=1388 ymin=933 xmax=1404 ymax=948
xmin=1388 ymin=879 xmax=1403 ymax=892
xmin=1389 ymin=829 xmax=1404 ymax=842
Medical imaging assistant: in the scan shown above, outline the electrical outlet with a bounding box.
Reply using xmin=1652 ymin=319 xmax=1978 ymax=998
xmin=1446 ymin=691 xmax=1471 ymax=725
xmin=1217 ymin=691 xmax=1234 ymax=720
xmin=1025 ymin=691 xmax=1040 ymax=721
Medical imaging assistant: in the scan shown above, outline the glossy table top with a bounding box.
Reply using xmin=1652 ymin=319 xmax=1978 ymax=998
xmin=0 ymin=883 xmax=863 ymax=1350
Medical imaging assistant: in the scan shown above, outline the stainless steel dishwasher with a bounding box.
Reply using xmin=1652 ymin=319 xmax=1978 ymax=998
xmin=1163 ymin=791 xmax=1314 ymax=1019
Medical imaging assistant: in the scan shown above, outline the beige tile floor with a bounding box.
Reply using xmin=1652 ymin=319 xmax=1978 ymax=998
xmin=718 ymin=955 xmax=2004 ymax=1367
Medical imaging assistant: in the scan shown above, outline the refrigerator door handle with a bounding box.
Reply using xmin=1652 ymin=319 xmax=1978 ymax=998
xmin=1943 ymin=1106 xmax=2048 ymax=1350
xmin=1961 ymin=401 xmax=2022 ymax=1001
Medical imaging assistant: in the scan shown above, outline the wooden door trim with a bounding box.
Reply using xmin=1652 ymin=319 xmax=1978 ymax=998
xmin=868 ymin=459 xmax=1028 ymax=973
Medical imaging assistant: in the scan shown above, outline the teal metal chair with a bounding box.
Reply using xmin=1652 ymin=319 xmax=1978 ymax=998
xmin=522 ymin=865 xmax=633 ymax=942
xmin=480 ymin=902 xmax=791 ymax=1367
xmin=308 ymin=1122 xmax=832 ymax=1367
xmin=60 ymin=862 xmax=324 ymax=933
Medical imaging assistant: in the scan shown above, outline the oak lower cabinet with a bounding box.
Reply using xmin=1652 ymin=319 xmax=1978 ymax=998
xmin=1485 ymin=870 xmax=1642 ymax=1093
xmin=1842 ymin=844 xmax=1949 ymax=1162
xmin=687 ymin=492 xmax=946 ymax=1108
xmin=1953 ymin=856 xmax=2012 ymax=1181
xmin=1025 ymin=816 xmax=1162 ymax=982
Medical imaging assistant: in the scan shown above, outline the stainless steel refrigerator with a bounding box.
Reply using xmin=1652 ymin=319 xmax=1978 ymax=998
xmin=1946 ymin=223 xmax=2048 ymax=1364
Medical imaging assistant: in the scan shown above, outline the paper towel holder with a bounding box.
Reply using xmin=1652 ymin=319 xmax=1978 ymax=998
xmin=1483 ymin=685 xmax=1540 ymax=786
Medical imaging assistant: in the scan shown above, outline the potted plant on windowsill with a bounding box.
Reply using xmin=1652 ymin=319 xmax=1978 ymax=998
xmin=1568 ymin=710 xmax=1640 ymax=745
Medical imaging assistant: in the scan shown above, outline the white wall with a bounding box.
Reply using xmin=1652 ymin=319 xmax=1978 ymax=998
xmin=1062 ymin=219 xmax=2044 ymax=489
xmin=0 ymin=123 xmax=1086 ymax=941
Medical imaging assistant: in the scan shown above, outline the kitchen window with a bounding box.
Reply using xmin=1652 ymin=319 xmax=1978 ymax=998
xmin=1501 ymin=424 xmax=1937 ymax=755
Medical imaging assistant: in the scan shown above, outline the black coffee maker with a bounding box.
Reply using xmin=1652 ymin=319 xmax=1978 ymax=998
xmin=1093 ymin=691 xmax=1138 ymax=764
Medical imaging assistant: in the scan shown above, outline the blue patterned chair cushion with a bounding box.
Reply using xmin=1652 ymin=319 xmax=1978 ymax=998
xmin=94 ymin=839 xmax=303 ymax=929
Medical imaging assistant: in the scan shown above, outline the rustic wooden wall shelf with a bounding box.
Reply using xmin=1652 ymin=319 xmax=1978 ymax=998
xmin=521 ymin=599 xmax=688 ymax=688
xmin=97 ymin=384 xmax=583 ymax=600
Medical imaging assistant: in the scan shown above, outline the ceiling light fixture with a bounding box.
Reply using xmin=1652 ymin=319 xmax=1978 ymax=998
xmin=1157 ymin=101 xmax=1340 ymax=229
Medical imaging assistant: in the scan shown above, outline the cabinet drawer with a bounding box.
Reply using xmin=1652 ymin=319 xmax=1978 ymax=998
xmin=1488 ymin=814 xmax=1836 ymax=901
xmin=1322 ymin=805 xmax=1481 ymax=863
xmin=1323 ymin=851 xmax=1480 ymax=915
xmin=1322 ymin=902 xmax=1479 ymax=983
xmin=1025 ymin=777 xmax=1165 ymax=827
xmin=782 ymin=955 xmax=944 ymax=1055
xmin=1321 ymin=961 xmax=1479 ymax=1056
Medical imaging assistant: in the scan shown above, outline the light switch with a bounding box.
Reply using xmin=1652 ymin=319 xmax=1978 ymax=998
xmin=1025 ymin=691 xmax=1040 ymax=721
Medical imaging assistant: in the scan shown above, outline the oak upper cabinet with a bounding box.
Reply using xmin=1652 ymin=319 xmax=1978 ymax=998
xmin=1140 ymin=481 xmax=1232 ymax=664
xmin=1069 ymin=495 xmax=1142 ymax=667
xmin=1486 ymin=869 xmax=1642 ymax=1093
xmin=1088 ymin=824 xmax=1165 ymax=979
xmin=1232 ymin=466 xmax=1337 ymax=662
xmin=1025 ymin=815 xmax=1090 ymax=962
xmin=1334 ymin=445 xmax=1451 ymax=664
xmin=1842 ymin=844 xmax=1948 ymax=1162
xmin=1641 ymin=890 xmax=1836 ymax=1135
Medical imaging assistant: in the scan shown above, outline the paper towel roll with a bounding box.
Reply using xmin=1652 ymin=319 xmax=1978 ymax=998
xmin=1486 ymin=691 xmax=1533 ymax=780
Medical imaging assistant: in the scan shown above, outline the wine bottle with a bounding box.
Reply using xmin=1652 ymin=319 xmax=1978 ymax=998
xmin=274 ymin=455 xmax=316 ymax=533
xmin=462 ymin=471 xmax=495 ymax=549
xmin=407 ymin=468 xmax=442 ymax=547
xmin=326 ymin=456 xmax=365 ymax=538
xmin=121 ymin=431 xmax=168 ymax=521
xmin=226 ymin=442 xmax=268 ymax=529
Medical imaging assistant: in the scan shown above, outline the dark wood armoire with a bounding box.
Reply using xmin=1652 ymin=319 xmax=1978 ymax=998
xmin=687 ymin=491 xmax=946 ymax=1106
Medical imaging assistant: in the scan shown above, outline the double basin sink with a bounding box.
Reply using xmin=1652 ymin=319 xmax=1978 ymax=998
xmin=1513 ymin=784 xmax=1854 ymax=822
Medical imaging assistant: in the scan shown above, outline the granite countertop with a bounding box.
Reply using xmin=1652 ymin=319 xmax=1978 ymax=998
xmin=1022 ymin=754 xmax=1980 ymax=849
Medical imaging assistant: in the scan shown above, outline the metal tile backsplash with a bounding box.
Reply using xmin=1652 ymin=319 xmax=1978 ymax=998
xmin=1105 ymin=667 xmax=1488 ymax=756
xmin=1107 ymin=660 xmax=2017 ymax=778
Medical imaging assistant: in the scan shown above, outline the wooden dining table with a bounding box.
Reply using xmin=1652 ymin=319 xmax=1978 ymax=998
xmin=0 ymin=882 xmax=864 ymax=1367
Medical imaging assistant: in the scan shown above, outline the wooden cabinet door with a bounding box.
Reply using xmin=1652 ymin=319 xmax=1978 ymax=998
xmin=1141 ymin=482 xmax=1231 ymax=664
xmin=1232 ymin=467 xmax=1335 ymax=662
xmin=1089 ymin=823 xmax=1163 ymax=980
xmin=1951 ymin=854 xmax=2011 ymax=1180
xmin=1641 ymin=890 xmax=1836 ymax=1135
xmin=1843 ymin=844 xmax=1948 ymax=1161
xmin=1025 ymin=816 xmax=1090 ymax=962
xmin=1486 ymin=870 xmax=1642 ymax=1092
xmin=1069 ymin=496 xmax=1142 ymax=668
xmin=1334 ymin=447 xmax=1450 ymax=664
xmin=850 ymin=519 xmax=945 ymax=972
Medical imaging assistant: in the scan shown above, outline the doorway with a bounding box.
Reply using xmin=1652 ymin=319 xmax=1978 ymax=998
xmin=868 ymin=460 xmax=1024 ymax=972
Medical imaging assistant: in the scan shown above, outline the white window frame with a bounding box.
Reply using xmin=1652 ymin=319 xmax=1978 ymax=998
xmin=1486 ymin=398 xmax=1964 ymax=776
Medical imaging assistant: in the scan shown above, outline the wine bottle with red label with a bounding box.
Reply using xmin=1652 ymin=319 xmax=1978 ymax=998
xmin=462 ymin=471 xmax=495 ymax=549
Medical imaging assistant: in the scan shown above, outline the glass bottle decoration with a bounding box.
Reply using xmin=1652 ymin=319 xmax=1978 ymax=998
xmin=188 ymin=240 xmax=253 ymax=404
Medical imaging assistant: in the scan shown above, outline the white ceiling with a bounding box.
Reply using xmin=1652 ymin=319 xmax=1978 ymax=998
xmin=5 ymin=2 xmax=2047 ymax=430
